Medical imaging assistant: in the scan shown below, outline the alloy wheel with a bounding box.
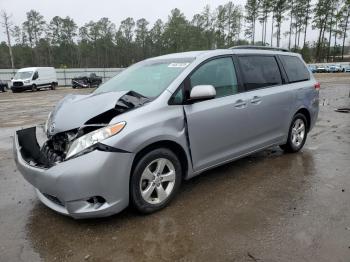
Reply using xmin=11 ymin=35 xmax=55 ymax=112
xmin=291 ymin=119 xmax=305 ymax=147
xmin=139 ymin=158 xmax=176 ymax=204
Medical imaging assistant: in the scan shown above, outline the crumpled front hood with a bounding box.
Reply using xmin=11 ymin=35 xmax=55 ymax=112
xmin=47 ymin=91 xmax=129 ymax=135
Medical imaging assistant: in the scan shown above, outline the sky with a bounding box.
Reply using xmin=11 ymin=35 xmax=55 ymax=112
xmin=0 ymin=0 xmax=319 ymax=48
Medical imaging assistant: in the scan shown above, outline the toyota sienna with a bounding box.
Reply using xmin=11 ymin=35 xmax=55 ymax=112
xmin=14 ymin=47 xmax=319 ymax=218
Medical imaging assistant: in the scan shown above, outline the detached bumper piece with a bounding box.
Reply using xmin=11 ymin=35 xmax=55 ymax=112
xmin=16 ymin=127 xmax=52 ymax=168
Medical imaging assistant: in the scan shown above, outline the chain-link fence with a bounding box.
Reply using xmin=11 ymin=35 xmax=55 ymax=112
xmin=0 ymin=68 xmax=124 ymax=87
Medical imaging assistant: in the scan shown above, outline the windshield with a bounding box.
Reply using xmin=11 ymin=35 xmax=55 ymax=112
xmin=14 ymin=71 xmax=34 ymax=80
xmin=94 ymin=58 xmax=193 ymax=97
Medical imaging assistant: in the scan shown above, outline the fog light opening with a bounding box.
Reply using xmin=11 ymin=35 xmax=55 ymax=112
xmin=87 ymin=196 xmax=106 ymax=209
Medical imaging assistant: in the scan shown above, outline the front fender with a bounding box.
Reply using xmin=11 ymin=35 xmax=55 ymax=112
xmin=102 ymin=104 xmax=194 ymax=177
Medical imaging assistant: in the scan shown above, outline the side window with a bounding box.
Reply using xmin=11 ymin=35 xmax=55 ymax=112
xmin=238 ymin=56 xmax=282 ymax=91
xmin=280 ymin=55 xmax=310 ymax=83
xmin=170 ymin=83 xmax=184 ymax=104
xmin=33 ymin=71 xmax=39 ymax=80
xmin=190 ymin=57 xmax=238 ymax=98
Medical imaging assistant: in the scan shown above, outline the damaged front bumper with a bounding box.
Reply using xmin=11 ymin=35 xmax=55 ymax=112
xmin=14 ymin=126 xmax=134 ymax=219
xmin=72 ymin=80 xmax=89 ymax=88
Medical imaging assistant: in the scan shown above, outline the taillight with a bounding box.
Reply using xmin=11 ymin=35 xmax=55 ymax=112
xmin=314 ymin=82 xmax=320 ymax=90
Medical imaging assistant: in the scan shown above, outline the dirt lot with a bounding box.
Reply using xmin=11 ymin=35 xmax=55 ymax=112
xmin=0 ymin=74 xmax=349 ymax=262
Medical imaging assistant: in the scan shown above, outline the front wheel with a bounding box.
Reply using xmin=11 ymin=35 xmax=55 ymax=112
xmin=280 ymin=113 xmax=308 ymax=153
xmin=130 ymin=148 xmax=182 ymax=214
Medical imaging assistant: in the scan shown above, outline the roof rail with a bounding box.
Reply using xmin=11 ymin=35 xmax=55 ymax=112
xmin=229 ymin=45 xmax=289 ymax=52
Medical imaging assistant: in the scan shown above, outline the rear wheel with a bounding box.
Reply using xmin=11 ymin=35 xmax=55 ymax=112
xmin=50 ymin=82 xmax=56 ymax=90
xmin=280 ymin=113 xmax=308 ymax=153
xmin=130 ymin=148 xmax=182 ymax=214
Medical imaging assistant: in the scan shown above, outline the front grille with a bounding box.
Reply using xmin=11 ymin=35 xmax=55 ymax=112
xmin=43 ymin=193 xmax=64 ymax=206
xmin=13 ymin=81 xmax=23 ymax=87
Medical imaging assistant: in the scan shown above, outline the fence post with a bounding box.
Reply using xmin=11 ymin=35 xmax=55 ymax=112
xmin=64 ymin=68 xmax=67 ymax=87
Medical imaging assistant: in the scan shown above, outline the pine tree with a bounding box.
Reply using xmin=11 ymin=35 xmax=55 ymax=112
xmin=245 ymin=0 xmax=259 ymax=44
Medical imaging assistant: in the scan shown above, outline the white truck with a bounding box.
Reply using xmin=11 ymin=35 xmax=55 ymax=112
xmin=11 ymin=67 xmax=58 ymax=93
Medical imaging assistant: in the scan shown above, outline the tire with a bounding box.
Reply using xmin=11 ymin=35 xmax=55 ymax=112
xmin=130 ymin=148 xmax=182 ymax=214
xmin=50 ymin=82 xmax=56 ymax=90
xmin=280 ymin=113 xmax=308 ymax=153
xmin=31 ymin=84 xmax=37 ymax=92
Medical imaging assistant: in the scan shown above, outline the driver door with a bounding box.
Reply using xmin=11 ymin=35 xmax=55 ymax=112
xmin=183 ymin=57 xmax=252 ymax=172
xmin=32 ymin=71 xmax=40 ymax=84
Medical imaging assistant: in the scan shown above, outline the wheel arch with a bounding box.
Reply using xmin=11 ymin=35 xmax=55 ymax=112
xmin=131 ymin=140 xmax=189 ymax=180
xmin=295 ymin=108 xmax=311 ymax=132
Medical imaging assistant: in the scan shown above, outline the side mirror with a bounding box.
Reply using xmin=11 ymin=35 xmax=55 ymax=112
xmin=190 ymin=85 xmax=216 ymax=101
xmin=10 ymin=77 xmax=13 ymax=80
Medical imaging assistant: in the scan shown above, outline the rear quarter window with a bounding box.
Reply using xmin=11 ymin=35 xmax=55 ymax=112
xmin=280 ymin=55 xmax=310 ymax=83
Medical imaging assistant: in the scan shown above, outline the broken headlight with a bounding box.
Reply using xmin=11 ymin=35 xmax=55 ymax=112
xmin=66 ymin=121 xmax=126 ymax=159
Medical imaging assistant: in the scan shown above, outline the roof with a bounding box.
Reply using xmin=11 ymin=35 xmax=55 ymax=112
xmin=148 ymin=47 xmax=298 ymax=61
xmin=149 ymin=51 xmax=209 ymax=60
xmin=17 ymin=67 xmax=55 ymax=72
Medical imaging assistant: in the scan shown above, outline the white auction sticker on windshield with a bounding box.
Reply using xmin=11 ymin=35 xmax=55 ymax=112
xmin=168 ymin=63 xmax=190 ymax=68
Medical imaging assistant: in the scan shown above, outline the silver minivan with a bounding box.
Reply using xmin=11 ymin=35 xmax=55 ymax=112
xmin=14 ymin=47 xmax=320 ymax=218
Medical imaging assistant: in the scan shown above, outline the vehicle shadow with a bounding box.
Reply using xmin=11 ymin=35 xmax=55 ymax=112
xmin=25 ymin=147 xmax=317 ymax=261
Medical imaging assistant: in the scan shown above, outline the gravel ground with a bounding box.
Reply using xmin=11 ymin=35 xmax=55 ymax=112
xmin=0 ymin=74 xmax=349 ymax=262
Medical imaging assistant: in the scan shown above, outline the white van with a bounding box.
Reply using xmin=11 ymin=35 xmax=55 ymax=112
xmin=11 ymin=67 xmax=58 ymax=93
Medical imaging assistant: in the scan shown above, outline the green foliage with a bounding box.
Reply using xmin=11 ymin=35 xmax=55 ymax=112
xmin=245 ymin=0 xmax=259 ymax=43
xmin=300 ymin=43 xmax=313 ymax=62
xmin=1 ymin=0 xmax=350 ymax=68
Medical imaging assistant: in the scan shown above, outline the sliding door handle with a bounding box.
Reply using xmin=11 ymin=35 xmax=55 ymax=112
xmin=250 ymin=96 xmax=262 ymax=104
xmin=234 ymin=99 xmax=247 ymax=108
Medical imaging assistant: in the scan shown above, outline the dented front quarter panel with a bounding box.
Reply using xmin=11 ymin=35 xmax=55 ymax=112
xmin=102 ymin=90 xmax=194 ymax=178
xmin=47 ymin=88 xmax=193 ymax=177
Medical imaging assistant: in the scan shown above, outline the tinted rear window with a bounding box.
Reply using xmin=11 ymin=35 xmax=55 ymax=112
xmin=280 ymin=55 xmax=310 ymax=83
xmin=237 ymin=56 xmax=282 ymax=91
